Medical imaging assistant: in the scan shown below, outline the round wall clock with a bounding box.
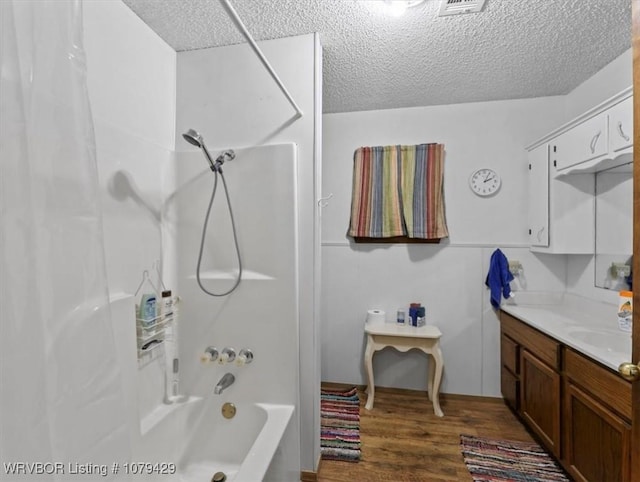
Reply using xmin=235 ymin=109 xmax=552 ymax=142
xmin=469 ymin=168 xmax=501 ymax=197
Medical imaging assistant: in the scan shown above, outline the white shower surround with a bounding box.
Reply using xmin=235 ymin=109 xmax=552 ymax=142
xmin=169 ymin=143 xmax=301 ymax=479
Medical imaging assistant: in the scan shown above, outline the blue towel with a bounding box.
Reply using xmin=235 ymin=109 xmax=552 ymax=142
xmin=485 ymin=248 xmax=514 ymax=309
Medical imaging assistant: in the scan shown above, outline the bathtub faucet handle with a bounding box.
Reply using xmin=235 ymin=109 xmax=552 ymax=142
xmin=218 ymin=347 xmax=236 ymax=365
xmin=236 ymin=348 xmax=254 ymax=366
xmin=200 ymin=346 xmax=219 ymax=364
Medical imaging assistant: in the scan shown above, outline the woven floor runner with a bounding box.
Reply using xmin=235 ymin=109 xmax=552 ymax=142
xmin=460 ymin=434 xmax=570 ymax=482
xmin=320 ymin=386 xmax=361 ymax=462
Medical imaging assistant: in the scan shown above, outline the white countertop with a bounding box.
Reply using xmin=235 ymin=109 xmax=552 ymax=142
xmin=500 ymin=292 xmax=632 ymax=372
xmin=364 ymin=322 xmax=442 ymax=339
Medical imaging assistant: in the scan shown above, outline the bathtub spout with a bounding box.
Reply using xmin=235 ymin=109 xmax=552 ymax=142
xmin=214 ymin=373 xmax=235 ymax=395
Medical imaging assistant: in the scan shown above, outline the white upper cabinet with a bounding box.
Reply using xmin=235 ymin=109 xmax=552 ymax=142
xmin=543 ymin=88 xmax=633 ymax=175
xmin=528 ymin=144 xmax=549 ymax=248
xmin=527 ymin=143 xmax=594 ymax=254
xmin=554 ymin=112 xmax=608 ymax=171
xmin=523 ymin=88 xmax=633 ymax=254
xmin=609 ymin=95 xmax=633 ymax=153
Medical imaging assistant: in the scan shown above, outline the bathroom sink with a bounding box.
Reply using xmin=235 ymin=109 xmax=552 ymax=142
xmin=567 ymin=329 xmax=632 ymax=354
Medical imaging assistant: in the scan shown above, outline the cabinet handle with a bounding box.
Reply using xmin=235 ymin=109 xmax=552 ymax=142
xmin=617 ymin=121 xmax=630 ymax=142
xmin=589 ymin=131 xmax=601 ymax=154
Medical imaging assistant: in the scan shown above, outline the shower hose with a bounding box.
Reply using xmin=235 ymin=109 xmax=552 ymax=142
xmin=196 ymin=169 xmax=242 ymax=296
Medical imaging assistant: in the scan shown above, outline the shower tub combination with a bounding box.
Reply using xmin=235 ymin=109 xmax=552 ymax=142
xmin=136 ymin=396 xmax=294 ymax=481
xmin=138 ymin=140 xmax=300 ymax=480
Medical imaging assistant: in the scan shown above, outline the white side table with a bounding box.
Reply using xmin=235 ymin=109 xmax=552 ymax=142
xmin=363 ymin=323 xmax=444 ymax=417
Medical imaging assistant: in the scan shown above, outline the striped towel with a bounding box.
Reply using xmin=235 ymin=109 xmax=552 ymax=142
xmin=348 ymin=143 xmax=448 ymax=239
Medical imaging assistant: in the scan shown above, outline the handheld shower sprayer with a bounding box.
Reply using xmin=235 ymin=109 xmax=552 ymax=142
xmin=182 ymin=129 xmax=235 ymax=173
xmin=182 ymin=129 xmax=243 ymax=297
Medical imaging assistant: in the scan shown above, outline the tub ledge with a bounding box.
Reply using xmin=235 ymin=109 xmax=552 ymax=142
xmin=233 ymin=403 xmax=294 ymax=482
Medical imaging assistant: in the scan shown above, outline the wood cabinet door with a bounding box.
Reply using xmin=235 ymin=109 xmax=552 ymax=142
xmin=500 ymin=332 xmax=519 ymax=410
xmin=564 ymin=382 xmax=631 ymax=482
xmin=520 ymin=350 xmax=561 ymax=456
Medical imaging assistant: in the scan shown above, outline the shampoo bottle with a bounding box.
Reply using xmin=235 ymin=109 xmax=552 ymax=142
xmin=160 ymin=290 xmax=173 ymax=322
xmin=139 ymin=293 xmax=157 ymax=326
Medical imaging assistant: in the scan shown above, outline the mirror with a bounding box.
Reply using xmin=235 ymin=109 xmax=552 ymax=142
xmin=594 ymin=162 xmax=633 ymax=290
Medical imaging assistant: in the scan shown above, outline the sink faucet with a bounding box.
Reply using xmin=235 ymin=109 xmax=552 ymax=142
xmin=214 ymin=373 xmax=235 ymax=395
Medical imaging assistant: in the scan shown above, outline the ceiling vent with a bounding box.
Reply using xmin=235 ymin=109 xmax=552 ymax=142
xmin=438 ymin=0 xmax=487 ymax=16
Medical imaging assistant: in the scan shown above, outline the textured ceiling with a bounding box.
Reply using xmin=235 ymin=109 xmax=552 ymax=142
xmin=122 ymin=0 xmax=631 ymax=113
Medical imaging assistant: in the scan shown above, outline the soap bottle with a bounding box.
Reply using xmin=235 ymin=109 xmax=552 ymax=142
xmin=617 ymin=290 xmax=632 ymax=332
xmin=139 ymin=293 xmax=157 ymax=326
xmin=160 ymin=290 xmax=173 ymax=322
xmin=416 ymin=306 xmax=426 ymax=327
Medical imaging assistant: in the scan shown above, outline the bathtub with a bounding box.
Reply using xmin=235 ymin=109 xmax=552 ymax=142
xmin=136 ymin=396 xmax=294 ymax=481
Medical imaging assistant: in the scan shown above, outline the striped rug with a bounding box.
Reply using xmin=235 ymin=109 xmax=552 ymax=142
xmin=320 ymin=387 xmax=361 ymax=462
xmin=460 ymin=435 xmax=570 ymax=481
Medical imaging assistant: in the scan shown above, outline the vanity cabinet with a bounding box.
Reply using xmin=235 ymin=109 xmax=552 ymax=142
xmin=563 ymin=348 xmax=632 ymax=482
xmin=527 ymin=143 xmax=593 ymax=253
xmin=500 ymin=312 xmax=562 ymax=456
xmin=499 ymin=311 xmax=633 ymax=482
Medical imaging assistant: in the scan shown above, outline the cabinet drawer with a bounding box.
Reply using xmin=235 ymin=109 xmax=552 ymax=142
xmin=500 ymin=366 xmax=519 ymax=411
xmin=564 ymin=348 xmax=632 ymax=420
xmin=500 ymin=332 xmax=519 ymax=374
xmin=500 ymin=312 xmax=560 ymax=369
xmin=608 ymin=96 xmax=633 ymax=153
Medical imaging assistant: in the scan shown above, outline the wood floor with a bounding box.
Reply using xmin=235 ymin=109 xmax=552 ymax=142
xmin=317 ymin=385 xmax=535 ymax=482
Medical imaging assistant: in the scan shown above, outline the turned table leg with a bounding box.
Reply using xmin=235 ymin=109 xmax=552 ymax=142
xmin=364 ymin=335 xmax=376 ymax=410
xmin=430 ymin=343 xmax=444 ymax=417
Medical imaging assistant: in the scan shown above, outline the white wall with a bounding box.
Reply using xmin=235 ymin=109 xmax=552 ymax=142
xmin=563 ymin=48 xmax=632 ymax=123
xmin=83 ymin=0 xmax=177 ymax=426
xmin=321 ymin=97 xmax=568 ymax=396
xmin=84 ymin=0 xmax=176 ymax=292
xmin=174 ymin=34 xmax=320 ymax=474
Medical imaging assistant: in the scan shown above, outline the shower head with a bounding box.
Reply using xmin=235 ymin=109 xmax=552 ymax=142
xmin=183 ymin=128 xmax=217 ymax=172
xmin=182 ymin=129 xmax=203 ymax=148
xmin=182 ymin=128 xmax=235 ymax=173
